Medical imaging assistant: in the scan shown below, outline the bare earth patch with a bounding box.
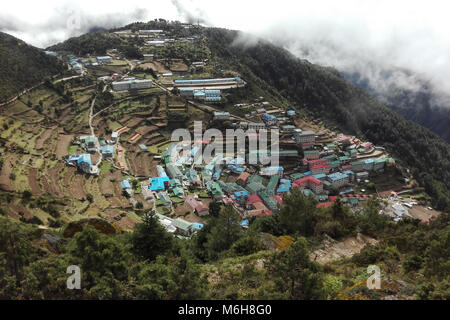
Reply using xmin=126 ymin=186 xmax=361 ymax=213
xmin=310 ymin=233 xmax=378 ymax=265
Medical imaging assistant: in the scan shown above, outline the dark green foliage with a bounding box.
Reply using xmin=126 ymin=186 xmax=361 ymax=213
xmin=278 ymin=189 xmax=319 ymax=236
xmin=208 ymin=201 xmax=221 ymax=217
xmin=357 ymin=198 xmax=393 ymax=237
xmin=194 ymin=205 xmax=243 ymax=262
xmin=47 ymin=32 xmax=123 ymax=56
xmin=0 ymin=32 xmax=65 ymax=102
xmin=231 ymin=235 xmax=263 ymax=256
xmin=131 ymin=212 xmax=173 ymax=261
xmin=352 ymin=244 xmax=400 ymax=267
xmin=269 ymin=238 xmax=326 ymax=300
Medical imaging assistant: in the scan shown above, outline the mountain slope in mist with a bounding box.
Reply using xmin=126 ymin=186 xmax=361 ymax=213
xmin=343 ymin=70 xmax=450 ymax=143
xmin=0 ymin=32 xmax=65 ymax=102
xmin=203 ymin=27 xmax=450 ymax=211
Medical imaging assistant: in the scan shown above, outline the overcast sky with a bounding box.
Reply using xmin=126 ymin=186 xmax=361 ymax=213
xmin=2 ymin=0 xmax=450 ymax=100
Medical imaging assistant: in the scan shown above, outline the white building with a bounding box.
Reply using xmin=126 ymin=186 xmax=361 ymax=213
xmin=111 ymin=79 xmax=153 ymax=91
xmin=295 ymin=130 xmax=315 ymax=143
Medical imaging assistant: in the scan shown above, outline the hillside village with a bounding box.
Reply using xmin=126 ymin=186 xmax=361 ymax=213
xmin=33 ymin=24 xmax=440 ymax=238
xmin=0 ymin=19 xmax=448 ymax=301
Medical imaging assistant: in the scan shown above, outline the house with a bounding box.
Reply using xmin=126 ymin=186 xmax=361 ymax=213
xmin=261 ymin=166 xmax=284 ymax=176
xmin=304 ymin=150 xmax=320 ymax=160
xmin=100 ymin=145 xmax=114 ymax=158
xmin=292 ymin=176 xmax=324 ymax=194
xmin=266 ymin=175 xmax=280 ymax=195
xmin=236 ymin=172 xmax=250 ymax=186
xmin=112 ymin=79 xmax=153 ymax=91
xmin=166 ymin=163 xmax=184 ymax=180
xmin=356 ymin=171 xmax=369 ymax=181
xmin=155 ymin=213 xmax=177 ymax=233
xmin=277 ymin=179 xmax=292 ymax=194
xmin=234 ymin=190 xmax=250 ymax=202
xmin=327 ymin=172 xmax=350 ymax=189
xmin=206 ymin=180 xmax=224 ymax=199
xmin=65 ymin=153 xmax=96 ymax=175
xmin=172 ymin=218 xmax=194 ymax=237
xmin=295 ymin=130 xmax=315 ymax=143
xmin=195 ymin=204 xmax=209 ymax=217
xmin=120 ymin=179 xmax=133 ymax=196
xmin=81 ymin=136 xmax=98 ymax=153
xmin=213 ymin=111 xmax=230 ymax=121
xmin=149 ymin=177 xmax=169 ymax=191
xmin=310 ymin=163 xmax=331 ymax=175
xmin=258 ymin=191 xmax=279 ymax=213
xmin=261 ymin=113 xmax=277 ymax=126
xmin=96 ymin=56 xmax=112 ymax=64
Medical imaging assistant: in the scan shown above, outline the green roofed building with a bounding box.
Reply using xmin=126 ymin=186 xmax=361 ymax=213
xmin=172 ymin=187 xmax=184 ymax=198
xmin=246 ymin=181 xmax=266 ymax=195
xmin=257 ymin=190 xmax=279 ymax=213
xmin=290 ymin=173 xmax=305 ymax=180
xmin=206 ymin=180 xmax=223 ymax=199
xmin=324 ymin=155 xmax=338 ymax=162
xmin=329 ymin=160 xmax=340 ymax=168
xmin=266 ymin=175 xmax=280 ymax=196
xmin=172 ymin=218 xmax=193 ymax=237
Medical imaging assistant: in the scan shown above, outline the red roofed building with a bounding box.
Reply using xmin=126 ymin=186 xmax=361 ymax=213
xmin=253 ymin=202 xmax=272 ymax=216
xmin=246 ymin=195 xmax=262 ymax=206
xmin=195 ymin=204 xmax=209 ymax=216
xmin=308 ymin=159 xmax=329 ymax=166
xmin=273 ymin=195 xmax=283 ymax=206
xmin=292 ymin=176 xmax=324 ymax=194
xmin=328 ymin=196 xmax=337 ymax=202
xmin=310 ymin=163 xmax=331 ymax=175
xmin=317 ymin=201 xmax=332 ymax=208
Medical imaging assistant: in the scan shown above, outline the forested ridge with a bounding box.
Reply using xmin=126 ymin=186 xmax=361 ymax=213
xmin=0 ymin=32 xmax=65 ymax=102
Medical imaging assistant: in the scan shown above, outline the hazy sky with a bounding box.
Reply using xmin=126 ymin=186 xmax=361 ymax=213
xmin=2 ymin=0 xmax=450 ymax=100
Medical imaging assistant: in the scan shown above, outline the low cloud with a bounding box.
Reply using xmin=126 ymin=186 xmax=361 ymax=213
xmin=1 ymin=0 xmax=450 ymax=108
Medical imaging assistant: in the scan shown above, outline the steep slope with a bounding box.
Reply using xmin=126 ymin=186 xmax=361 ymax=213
xmin=204 ymin=28 xmax=450 ymax=211
xmin=0 ymin=32 xmax=66 ymax=103
xmin=343 ymin=70 xmax=450 ymax=143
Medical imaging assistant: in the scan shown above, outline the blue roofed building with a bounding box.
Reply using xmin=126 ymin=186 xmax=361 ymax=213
xmin=327 ymin=172 xmax=350 ymax=189
xmin=150 ymin=176 xmax=169 ymax=191
xmin=234 ymin=190 xmax=249 ymax=202
xmin=100 ymin=145 xmax=114 ymax=158
xmin=261 ymin=113 xmax=277 ymax=126
xmin=120 ymin=179 xmax=133 ymax=195
xmin=277 ymin=179 xmax=292 ymax=193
